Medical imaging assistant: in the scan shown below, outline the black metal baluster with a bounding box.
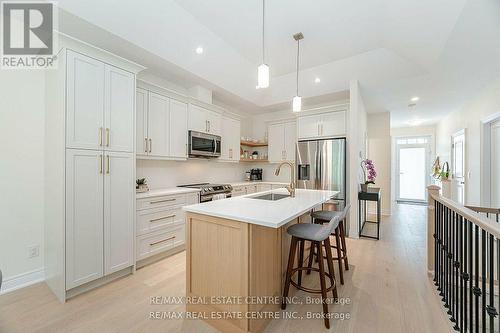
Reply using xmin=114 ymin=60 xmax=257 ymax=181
xmin=454 ymin=211 xmax=460 ymax=329
xmin=439 ymin=203 xmax=444 ymax=297
xmin=474 ymin=225 xmax=479 ymax=333
xmin=469 ymin=221 xmax=474 ymax=333
xmin=459 ymin=214 xmax=464 ymax=332
xmin=449 ymin=207 xmax=453 ymax=316
xmin=463 ymin=216 xmax=468 ymax=332
xmin=445 ymin=206 xmax=450 ymax=308
xmin=497 ymin=238 xmax=499 ymax=333
xmin=452 ymin=211 xmax=457 ymax=325
xmin=434 ymin=201 xmax=438 ymax=285
xmin=487 ymin=233 xmax=497 ymax=332
xmin=481 ymin=230 xmax=486 ymax=333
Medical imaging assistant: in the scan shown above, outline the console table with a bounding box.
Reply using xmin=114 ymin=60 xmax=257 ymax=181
xmin=358 ymin=187 xmax=381 ymax=240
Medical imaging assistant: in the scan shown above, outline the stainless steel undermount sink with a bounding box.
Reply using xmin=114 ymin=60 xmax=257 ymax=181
xmin=249 ymin=193 xmax=290 ymax=201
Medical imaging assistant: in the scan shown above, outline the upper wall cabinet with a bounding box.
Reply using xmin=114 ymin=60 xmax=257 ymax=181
xmin=136 ymin=88 xmax=188 ymax=160
xmin=268 ymin=121 xmax=296 ymax=163
xmin=297 ymin=110 xmax=346 ymax=140
xmin=188 ymin=104 xmax=221 ymax=135
xmin=220 ymin=116 xmax=241 ymax=162
xmin=66 ymin=50 xmax=134 ymax=152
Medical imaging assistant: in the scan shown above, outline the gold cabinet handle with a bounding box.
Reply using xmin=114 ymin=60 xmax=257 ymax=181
xmin=150 ymin=236 xmax=175 ymax=246
xmin=145 ymin=138 xmax=148 ymax=153
xmin=149 ymin=198 xmax=176 ymax=204
xmin=99 ymin=127 xmax=103 ymax=146
xmin=106 ymin=128 xmax=110 ymax=147
xmin=106 ymin=155 xmax=110 ymax=174
xmin=149 ymin=138 xmax=152 ymax=153
xmin=149 ymin=214 xmax=176 ymax=222
xmin=99 ymin=154 xmax=103 ymax=174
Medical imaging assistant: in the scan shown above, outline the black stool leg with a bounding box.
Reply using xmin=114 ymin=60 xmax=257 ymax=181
xmin=324 ymin=237 xmax=338 ymax=300
xmin=306 ymin=241 xmax=314 ymax=275
xmin=282 ymin=237 xmax=298 ymax=310
xmin=317 ymin=240 xmax=330 ymax=329
xmin=334 ymin=229 xmax=344 ymax=285
xmin=340 ymin=220 xmax=349 ymax=270
xmin=297 ymin=239 xmax=305 ymax=286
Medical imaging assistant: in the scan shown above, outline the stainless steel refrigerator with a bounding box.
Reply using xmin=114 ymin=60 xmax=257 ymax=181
xmin=296 ymin=137 xmax=346 ymax=203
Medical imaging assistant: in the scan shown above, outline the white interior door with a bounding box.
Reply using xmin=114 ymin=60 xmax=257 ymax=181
xmin=396 ymin=137 xmax=431 ymax=202
xmin=65 ymin=149 xmax=104 ymax=289
xmin=452 ymin=131 xmax=466 ymax=204
xmin=104 ymin=152 xmax=134 ymax=275
xmin=491 ymin=121 xmax=500 ymax=207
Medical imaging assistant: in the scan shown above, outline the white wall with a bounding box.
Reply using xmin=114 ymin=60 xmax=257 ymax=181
xmin=436 ymin=76 xmax=500 ymax=206
xmin=0 ymin=70 xmax=45 ymax=287
xmin=348 ymin=80 xmax=367 ymax=237
xmin=367 ymin=112 xmax=391 ymax=215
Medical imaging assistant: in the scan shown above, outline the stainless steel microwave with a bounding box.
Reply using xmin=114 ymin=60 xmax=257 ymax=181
xmin=188 ymin=130 xmax=221 ymax=158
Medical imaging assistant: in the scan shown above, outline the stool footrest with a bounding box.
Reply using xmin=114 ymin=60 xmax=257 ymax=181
xmin=289 ymin=267 xmax=336 ymax=294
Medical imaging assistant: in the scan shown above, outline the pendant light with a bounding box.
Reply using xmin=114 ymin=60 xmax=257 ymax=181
xmin=292 ymin=32 xmax=303 ymax=112
xmin=257 ymin=0 xmax=269 ymax=88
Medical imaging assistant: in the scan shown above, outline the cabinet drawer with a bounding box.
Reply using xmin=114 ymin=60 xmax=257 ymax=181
xmin=136 ymin=207 xmax=184 ymax=236
xmin=136 ymin=225 xmax=185 ymax=261
xmin=137 ymin=194 xmax=186 ymax=210
xmin=232 ymin=186 xmax=246 ymax=197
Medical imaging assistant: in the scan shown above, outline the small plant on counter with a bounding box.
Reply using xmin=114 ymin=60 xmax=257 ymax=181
xmin=136 ymin=178 xmax=149 ymax=192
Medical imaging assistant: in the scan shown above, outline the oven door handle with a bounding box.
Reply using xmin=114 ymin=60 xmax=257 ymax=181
xmin=213 ymin=138 xmax=217 ymax=154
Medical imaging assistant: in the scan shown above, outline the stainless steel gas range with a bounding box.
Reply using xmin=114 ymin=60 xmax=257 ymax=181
xmin=178 ymin=183 xmax=233 ymax=203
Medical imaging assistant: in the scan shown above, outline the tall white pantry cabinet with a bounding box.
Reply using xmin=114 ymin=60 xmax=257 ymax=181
xmin=45 ymin=37 xmax=144 ymax=302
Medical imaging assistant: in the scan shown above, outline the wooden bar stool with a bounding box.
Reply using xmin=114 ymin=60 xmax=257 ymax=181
xmin=307 ymin=204 xmax=351 ymax=285
xmin=281 ymin=215 xmax=341 ymax=329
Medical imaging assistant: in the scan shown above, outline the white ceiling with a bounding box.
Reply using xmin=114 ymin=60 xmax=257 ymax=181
xmin=55 ymin=0 xmax=500 ymax=126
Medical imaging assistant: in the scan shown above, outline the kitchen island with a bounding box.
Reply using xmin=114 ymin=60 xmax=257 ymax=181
xmin=183 ymin=188 xmax=338 ymax=333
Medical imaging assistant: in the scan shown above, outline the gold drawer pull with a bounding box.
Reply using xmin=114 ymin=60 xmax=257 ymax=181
xmin=149 ymin=198 xmax=176 ymax=204
xmin=150 ymin=236 xmax=175 ymax=246
xmin=149 ymin=214 xmax=176 ymax=222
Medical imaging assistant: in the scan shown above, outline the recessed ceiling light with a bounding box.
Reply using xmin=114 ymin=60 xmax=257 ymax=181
xmin=411 ymin=96 xmax=419 ymax=102
xmin=314 ymin=77 xmax=321 ymax=83
xmin=195 ymin=46 xmax=204 ymax=54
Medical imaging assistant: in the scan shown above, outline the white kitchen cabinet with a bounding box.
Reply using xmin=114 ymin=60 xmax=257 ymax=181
xmin=136 ymin=88 xmax=148 ymax=154
xmin=268 ymin=121 xmax=296 ymax=163
xmin=104 ymin=65 xmax=135 ymax=152
xmin=66 ymin=51 xmax=104 ymax=150
xmin=232 ymin=186 xmax=247 ymax=197
xmin=169 ymin=99 xmax=188 ymax=158
xmin=104 ymin=152 xmax=134 ymax=275
xmin=148 ymin=92 xmax=170 ymax=157
xmin=45 ymin=46 xmax=141 ymax=302
xmin=188 ymin=104 xmax=221 ymax=135
xmin=321 ymin=111 xmax=346 ymax=137
xmin=221 ymin=116 xmax=241 ymax=162
xmin=66 ymin=51 xmax=134 ymax=152
xmin=137 ymin=89 xmax=188 ymax=159
xmin=65 ymin=149 xmax=104 ymax=289
xmin=297 ymin=110 xmax=346 ymax=139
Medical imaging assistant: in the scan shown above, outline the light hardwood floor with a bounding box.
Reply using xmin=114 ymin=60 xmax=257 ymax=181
xmin=0 ymin=204 xmax=453 ymax=333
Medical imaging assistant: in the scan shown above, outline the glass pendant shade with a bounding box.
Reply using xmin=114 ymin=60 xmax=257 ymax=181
xmin=292 ymin=95 xmax=302 ymax=112
xmin=257 ymin=64 xmax=269 ymax=88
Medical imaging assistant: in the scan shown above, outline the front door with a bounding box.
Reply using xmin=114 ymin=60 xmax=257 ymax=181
xmin=452 ymin=130 xmax=466 ymax=205
xmin=396 ymin=137 xmax=431 ymax=203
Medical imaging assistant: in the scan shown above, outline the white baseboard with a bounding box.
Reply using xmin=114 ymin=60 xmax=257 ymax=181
xmin=0 ymin=268 xmax=45 ymax=295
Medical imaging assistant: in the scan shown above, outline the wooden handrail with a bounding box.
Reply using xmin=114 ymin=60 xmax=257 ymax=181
xmin=465 ymin=205 xmax=500 ymax=215
xmin=431 ymin=193 xmax=500 ymax=239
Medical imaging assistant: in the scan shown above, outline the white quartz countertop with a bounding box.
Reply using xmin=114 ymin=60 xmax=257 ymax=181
xmin=183 ymin=188 xmax=338 ymax=228
xmin=229 ymin=181 xmax=288 ymax=187
xmin=136 ymin=187 xmax=200 ymax=199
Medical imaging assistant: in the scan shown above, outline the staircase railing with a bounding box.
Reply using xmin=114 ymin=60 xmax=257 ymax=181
xmin=427 ymin=185 xmax=500 ymax=332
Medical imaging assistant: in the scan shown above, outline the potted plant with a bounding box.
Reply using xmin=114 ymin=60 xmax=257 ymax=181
xmin=360 ymin=159 xmax=377 ymax=192
xmin=136 ymin=178 xmax=149 ymax=193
